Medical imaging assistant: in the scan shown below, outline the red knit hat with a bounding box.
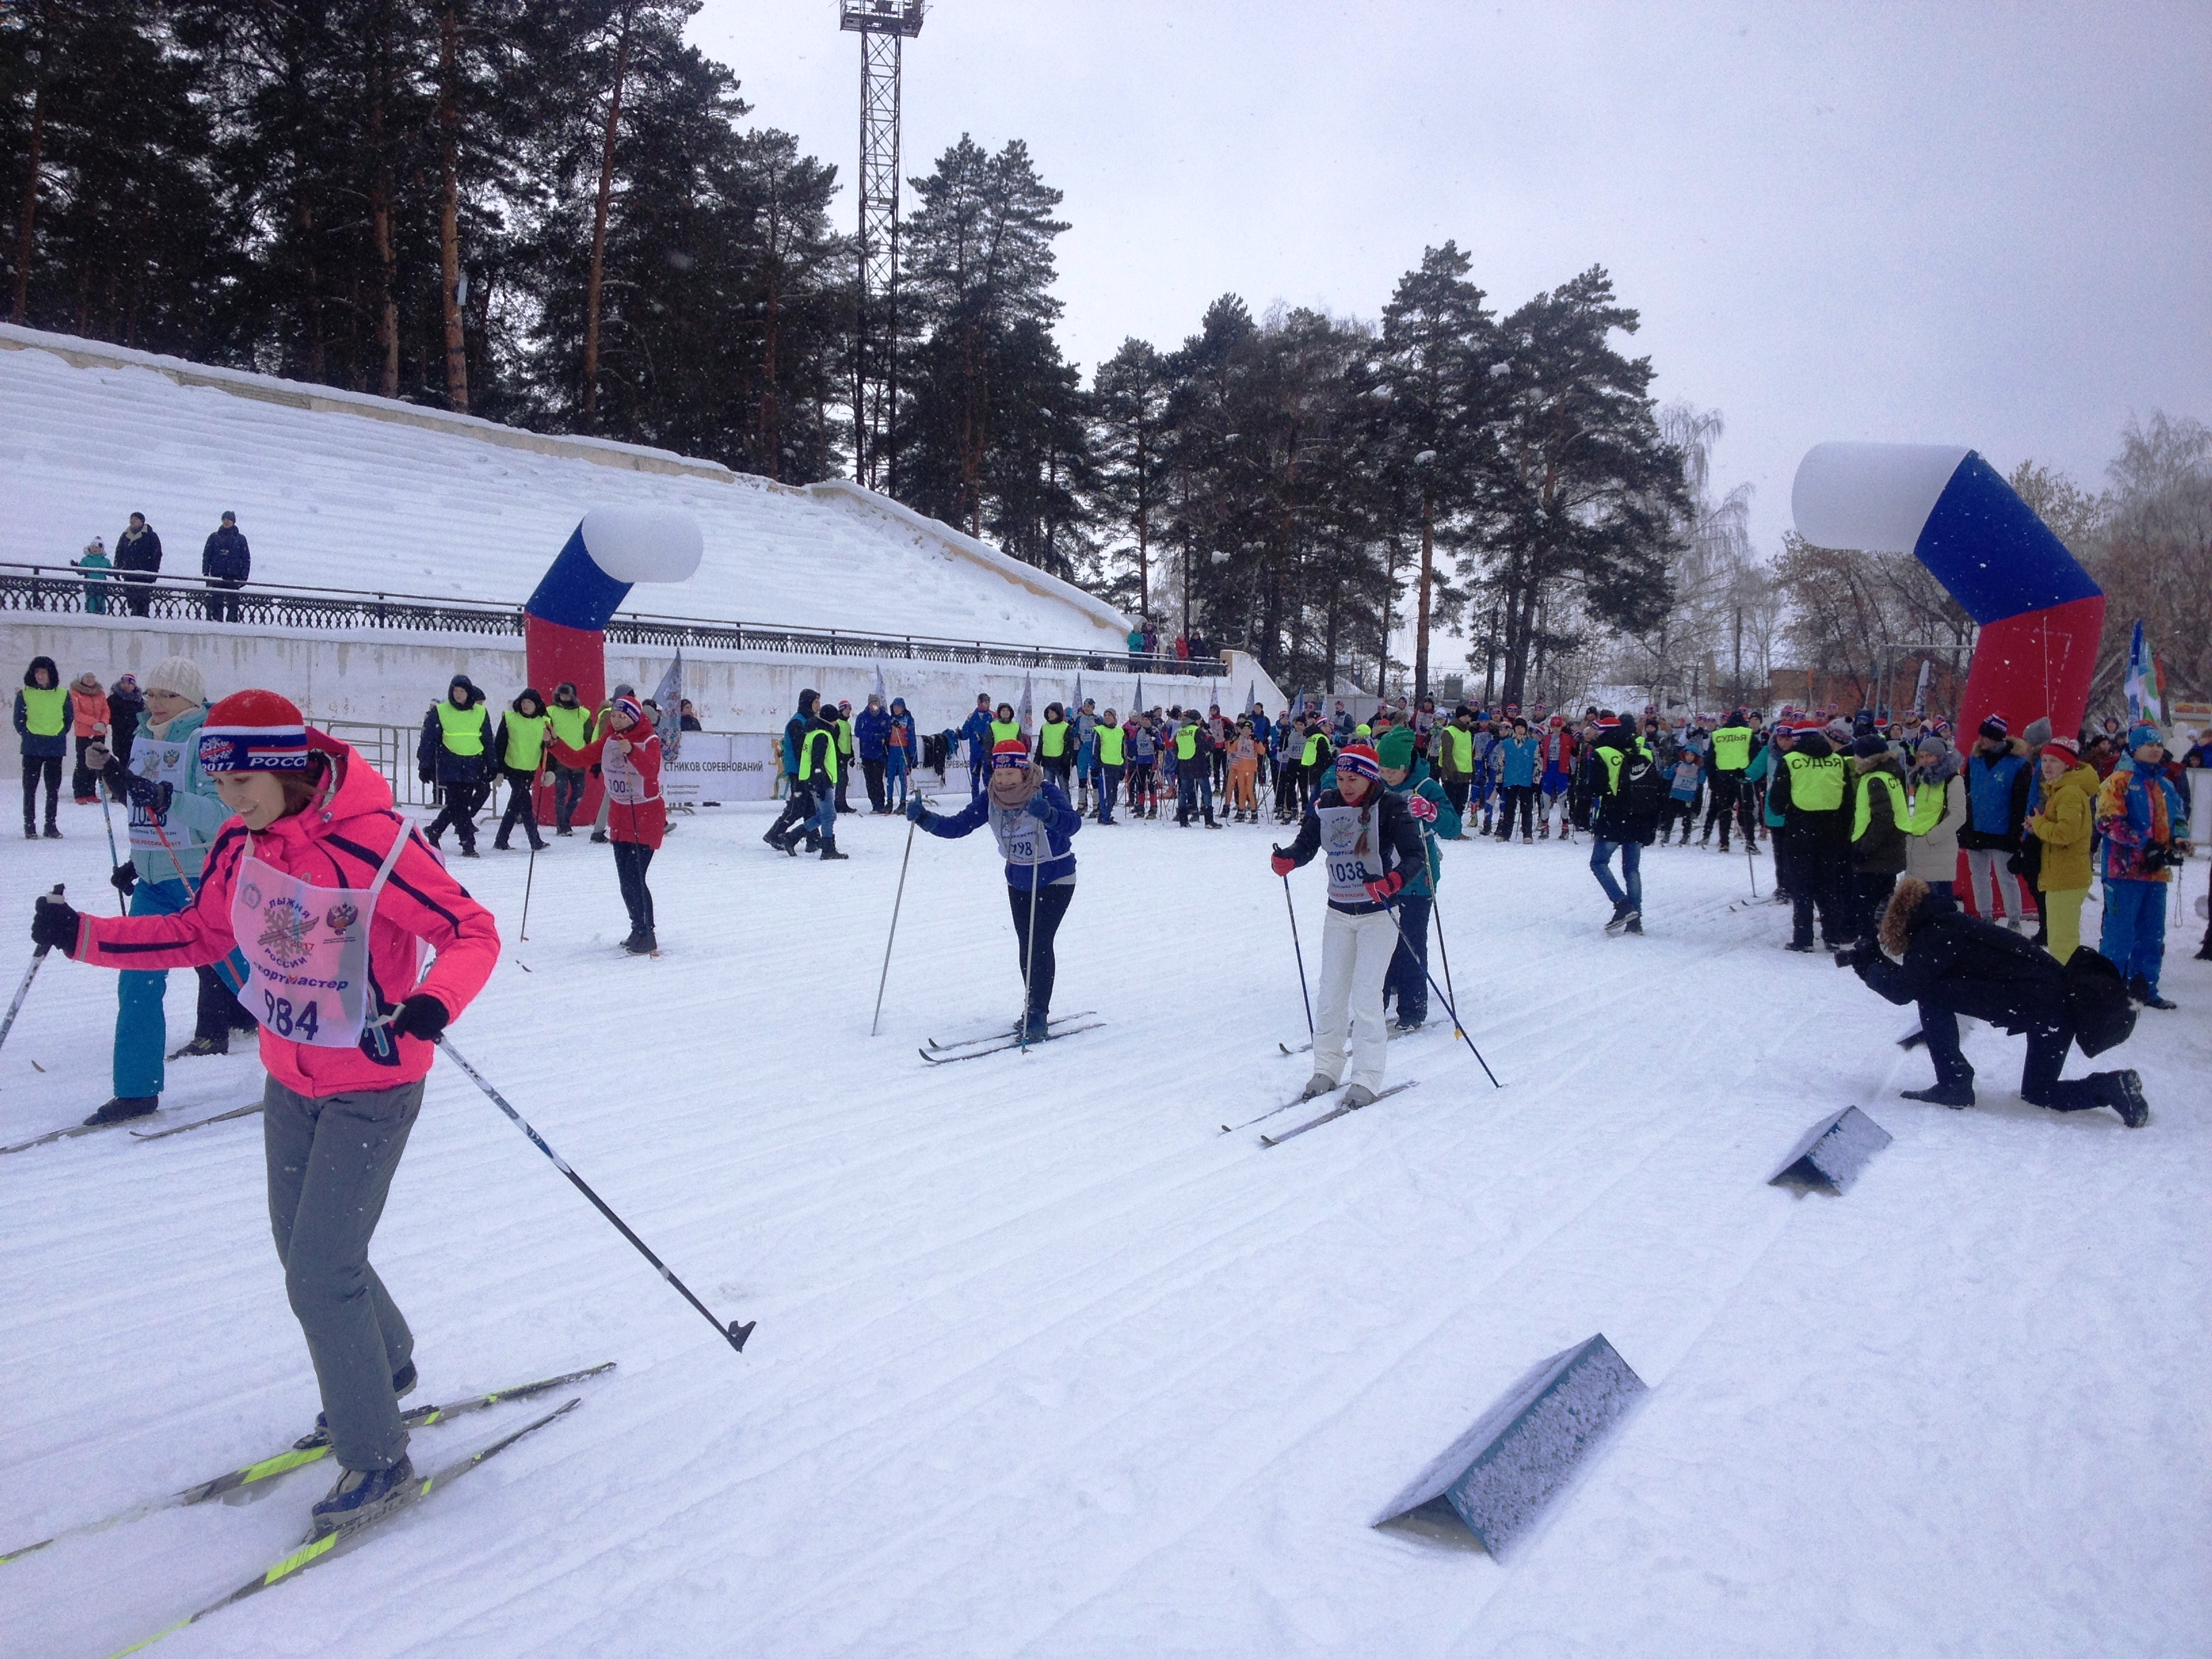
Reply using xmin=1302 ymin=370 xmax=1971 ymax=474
xmin=989 ymin=737 xmax=1031 ymax=769
xmin=2043 ymin=734 xmax=2080 ymax=760
xmin=198 ymin=689 xmax=310 ymax=772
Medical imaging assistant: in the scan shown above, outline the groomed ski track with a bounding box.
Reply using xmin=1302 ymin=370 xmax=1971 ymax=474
xmin=3 ymin=803 xmax=2205 ymax=1656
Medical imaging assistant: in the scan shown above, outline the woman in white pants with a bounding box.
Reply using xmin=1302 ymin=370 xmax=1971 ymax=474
xmin=1271 ymin=742 xmax=1429 ymax=1108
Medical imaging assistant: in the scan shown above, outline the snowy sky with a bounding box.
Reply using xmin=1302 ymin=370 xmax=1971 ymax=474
xmin=691 ymin=1 xmax=2210 ymax=567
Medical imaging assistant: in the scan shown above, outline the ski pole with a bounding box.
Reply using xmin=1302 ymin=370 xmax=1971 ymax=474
xmin=0 ymin=884 xmax=65 ymax=1059
xmin=1746 ymin=830 xmax=1759 ymax=899
xmin=1019 ymin=815 xmax=1043 ymax=1053
xmin=1431 ymin=888 xmax=1463 ymax=1039
xmin=872 ymin=794 xmax=926 ymax=1036
xmin=98 ymin=792 xmax=125 ymax=914
xmin=1279 ymin=867 xmax=1315 ymax=1035
xmin=1383 ymin=896 xmax=1500 ymax=1088
xmin=519 ymin=842 xmax=537 ymax=941
xmin=437 ymin=1035 xmax=754 ymax=1353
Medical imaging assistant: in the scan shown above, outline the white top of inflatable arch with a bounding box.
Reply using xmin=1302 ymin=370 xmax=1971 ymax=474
xmin=578 ymin=506 xmax=705 ymax=585
xmin=1791 ymin=441 xmax=1971 ymax=554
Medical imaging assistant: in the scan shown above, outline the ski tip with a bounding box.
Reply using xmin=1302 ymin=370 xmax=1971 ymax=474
xmin=726 ymin=1320 xmax=756 ymax=1353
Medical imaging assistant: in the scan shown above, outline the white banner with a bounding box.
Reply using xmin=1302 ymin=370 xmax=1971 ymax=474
xmin=662 ymin=733 xmax=779 ymax=803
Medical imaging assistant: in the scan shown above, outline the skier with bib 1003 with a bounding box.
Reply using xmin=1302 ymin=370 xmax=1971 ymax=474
xmin=906 ymin=738 xmax=1082 ymax=1044
xmin=29 ymin=689 xmax=499 ymax=1538
xmin=1271 ymin=741 xmax=1426 ymax=1108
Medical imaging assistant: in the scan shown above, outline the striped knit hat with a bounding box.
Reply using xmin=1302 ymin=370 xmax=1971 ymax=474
xmin=990 ymin=737 xmax=1031 ymax=769
xmin=1336 ymin=742 xmax=1382 ymax=782
xmin=198 ymin=689 xmax=309 ymax=771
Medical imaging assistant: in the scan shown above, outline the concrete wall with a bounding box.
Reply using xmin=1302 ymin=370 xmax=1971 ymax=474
xmin=1 ymin=614 xmax=1284 ymax=775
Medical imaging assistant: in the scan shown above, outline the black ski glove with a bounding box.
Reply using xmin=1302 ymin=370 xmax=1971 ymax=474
xmin=124 ymin=773 xmax=171 ymax=815
xmin=110 ymin=860 xmax=137 ymax=898
xmin=389 ymin=994 xmax=449 ymax=1042
xmin=32 ymin=892 xmax=81 ymax=955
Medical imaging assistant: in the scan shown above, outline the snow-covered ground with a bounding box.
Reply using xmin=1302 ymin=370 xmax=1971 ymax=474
xmin=3 ymin=793 xmax=2207 ymax=1658
xmin=0 ymin=329 xmax=1123 ymax=649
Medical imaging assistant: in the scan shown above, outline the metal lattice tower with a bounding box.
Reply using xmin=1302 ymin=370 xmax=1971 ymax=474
xmin=841 ymin=1 xmax=924 ymax=492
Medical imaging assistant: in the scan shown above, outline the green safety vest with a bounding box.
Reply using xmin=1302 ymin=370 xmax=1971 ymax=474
xmin=505 ymin=713 xmax=550 ymax=773
xmin=836 ymin=718 xmax=853 ymax=755
xmin=1040 ymin=720 xmax=1070 ymax=759
xmin=1853 ymin=770 xmax=1907 ymax=841
xmin=1711 ymin=726 xmax=1753 ymax=772
xmin=547 ymin=703 xmax=592 ymax=751
xmin=436 ymin=699 xmax=487 ymax=756
xmin=1443 ymin=724 xmax=1473 ymax=773
xmin=1784 ymin=748 xmax=1847 ymax=813
xmin=1301 ymin=733 xmax=1324 ymax=766
xmin=1176 ymin=725 xmax=1199 ymax=761
xmin=20 ymin=684 xmax=67 ymax=737
xmin=989 ymin=719 xmax=1021 ymax=747
xmin=1906 ymin=775 xmax=1952 ymax=835
xmin=799 ymin=726 xmax=839 ymax=783
xmin=1095 ymin=725 xmax=1126 ymax=766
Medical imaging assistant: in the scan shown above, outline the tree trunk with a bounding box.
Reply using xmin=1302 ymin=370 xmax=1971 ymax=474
xmin=436 ymin=3 xmax=469 ymax=411
xmin=581 ymin=3 xmax=636 ymax=419
xmin=293 ymin=192 xmax=325 ymax=380
xmin=368 ymin=5 xmax=401 ymax=399
xmin=1414 ymin=481 xmax=1433 ymax=703
xmin=11 ymin=52 xmax=45 ymax=325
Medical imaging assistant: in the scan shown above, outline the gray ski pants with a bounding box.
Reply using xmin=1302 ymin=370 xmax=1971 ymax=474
xmin=264 ymin=1073 xmax=424 ymax=1473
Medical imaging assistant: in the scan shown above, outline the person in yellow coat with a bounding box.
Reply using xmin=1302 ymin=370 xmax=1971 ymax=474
xmin=2024 ymin=735 xmax=2100 ymax=963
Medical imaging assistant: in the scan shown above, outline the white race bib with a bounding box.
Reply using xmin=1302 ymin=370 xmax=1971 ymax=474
xmin=231 ymin=825 xmax=409 ymax=1048
xmin=127 ymin=736 xmax=192 ymax=853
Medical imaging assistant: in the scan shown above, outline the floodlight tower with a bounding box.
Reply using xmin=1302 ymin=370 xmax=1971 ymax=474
xmin=841 ymin=0 xmax=924 ymax=493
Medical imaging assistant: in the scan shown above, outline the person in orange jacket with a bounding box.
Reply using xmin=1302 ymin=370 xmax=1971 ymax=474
xmin=68 ymin=670 xmax=111 ymax=803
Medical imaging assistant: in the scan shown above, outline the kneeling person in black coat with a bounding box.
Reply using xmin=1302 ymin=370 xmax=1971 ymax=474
xmin=1844 ymin=876 xmax=2148 ymax=1126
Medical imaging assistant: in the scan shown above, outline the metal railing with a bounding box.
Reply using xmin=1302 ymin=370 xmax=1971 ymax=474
xmin=0 ymin=561 xmax=1229 ymax=678
xmin=320 ymin=720 xmax=439 ymax=807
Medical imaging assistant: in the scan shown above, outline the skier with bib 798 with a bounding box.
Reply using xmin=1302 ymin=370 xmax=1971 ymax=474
xmin=1270 ymin=741 xmax=1426 ymax=1108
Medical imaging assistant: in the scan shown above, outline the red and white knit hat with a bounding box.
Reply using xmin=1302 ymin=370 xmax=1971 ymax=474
xmin=990 ymin=737 xmax=1031 ymax=769
xmin=1336 ymin=742 xmax=1382 ymax=781
xmin=197 ymin=689 xmax=310 ymax=772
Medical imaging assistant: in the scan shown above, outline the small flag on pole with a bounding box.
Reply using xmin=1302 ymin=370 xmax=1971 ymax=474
xmin=872 ymin=660 xmax=888 ymax=705
xmin=650 ymin=648 xmax=684 ymax=759
xmin=2125 ymin=621 xmax=2165 ymax=723
xmin=1019 ymin=672 xmax=1034 ymax=736
xmin=1134 ymin=674 xmax=1146 ymax=716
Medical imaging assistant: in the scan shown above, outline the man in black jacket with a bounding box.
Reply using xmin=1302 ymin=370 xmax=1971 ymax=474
xmin=1586 ymin=715 xmax=1657 ymax=935
xmin=1774 ymin=721 xmax=1855 ymax=952
xmin=201 ymin=512 xmax=251 ymax=622
xmin=114 ymin=512 xmax=162 ymax=617
xmin=417 ymin=674 xmax=493 ymax=855
xmin=1846 ymin=877 xmax=2148 ymax=1125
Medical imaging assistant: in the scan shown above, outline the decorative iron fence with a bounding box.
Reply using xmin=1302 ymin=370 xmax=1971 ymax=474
xmin=0 ymin=562 xmax=1227 ymax=678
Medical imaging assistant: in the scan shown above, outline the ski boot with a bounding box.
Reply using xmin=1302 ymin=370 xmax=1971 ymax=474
xmin=311 ymin=1456 xmax=417 ymax=1537
xmin=1298 ymin=1071 xmax=1338 ymax=1101
xmin=167 ymin=1035 xmax=228 ymax=1061
xmin=299 ymin=1361 xmax=419 ymax=1448
xmin=819 ymin=836 xmax=849 ymax=861
xmin=83 ymin=1096 xmax=159 ymax=1126
xmin=1020 ymin=1010 xmax=1051 ymax=1044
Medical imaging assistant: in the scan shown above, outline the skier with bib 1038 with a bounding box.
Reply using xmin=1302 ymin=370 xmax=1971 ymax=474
xmin=1270 ymin=740 xmax=1426 ymax=1108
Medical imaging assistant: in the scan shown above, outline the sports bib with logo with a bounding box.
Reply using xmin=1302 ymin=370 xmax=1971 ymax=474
xmin=1313 ymin=801 xmax=1385 ymax=906
xmin=988 ymin=802 xmax=1045 ymax=867
xmin=604 ymin=741 xmax=657 ymax=805
xmin=129 ymin=735 xmax=192 ymax=853
xmin=232 ymin=824 xmax=409 ymax=1047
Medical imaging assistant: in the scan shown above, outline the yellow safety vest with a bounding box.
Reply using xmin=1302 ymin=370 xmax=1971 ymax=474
xmin=799 ymin=726 xmax=839 ymax=783
xmin=1852 ymin=770 xmax=1907 ymax=841
xmin=836 ymin=718 xmax=853 ymax=756
xmin=1784 ymin=749 xmax=1847 ymax=813
xmin=1176 ymin=725 xmax=1199 ymax=761
xmin=547 ymin=703 xmax=592 ymax=752
xmin=20 ymin=684 xmax=68 ymax=737
xmin=1301 ymin=733 xmax=1324 ymax=766
xmin=1040 ymin=720 xmax=1069 ymax=759
xmin=1906 ymin=775 xmax=1952 ymax=836
xmin=989 ymin=719 xmax=1021 ymax=747
xmin=1443 ymin=724 xmax=1473 ymax=773
xmin=1095 ymin=725 xmax=1125 ymax=766
xmin=435 ymin=700 xmax=487 ymax=757
xmin=1711 ymin=726 xmax=1752 ymax=772
xmin=504 ymin=712 xmax=550 ymax=773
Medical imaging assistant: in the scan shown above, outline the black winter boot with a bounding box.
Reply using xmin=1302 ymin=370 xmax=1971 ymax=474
xmin=819 ymin=836 xmax=849 ymax=861
xmin=83 ymin=1096 xmax=159 ymax=1126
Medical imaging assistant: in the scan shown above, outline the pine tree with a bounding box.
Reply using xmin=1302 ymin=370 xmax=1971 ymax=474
xmin=1090 ymin=336 xmax=1170 ymax=615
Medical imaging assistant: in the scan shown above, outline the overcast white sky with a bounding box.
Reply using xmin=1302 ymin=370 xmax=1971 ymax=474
xmin=692 ymin=1 xmax=2209 ymax=571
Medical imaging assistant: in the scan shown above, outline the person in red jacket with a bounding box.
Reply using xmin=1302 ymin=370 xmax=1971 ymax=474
xmin=30 ymin=689 xmax=499 ymax=1537
xmin=577 ymin=693 xmax=665 ymax=955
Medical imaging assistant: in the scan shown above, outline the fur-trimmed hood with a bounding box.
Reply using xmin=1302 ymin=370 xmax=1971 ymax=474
xmin=1879 ymin=876 xmax=1936 ymax=958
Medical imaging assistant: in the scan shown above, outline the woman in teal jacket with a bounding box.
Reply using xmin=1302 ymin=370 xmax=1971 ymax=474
xmin=1377 ymin=726 xmax=1462 ymax=1029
